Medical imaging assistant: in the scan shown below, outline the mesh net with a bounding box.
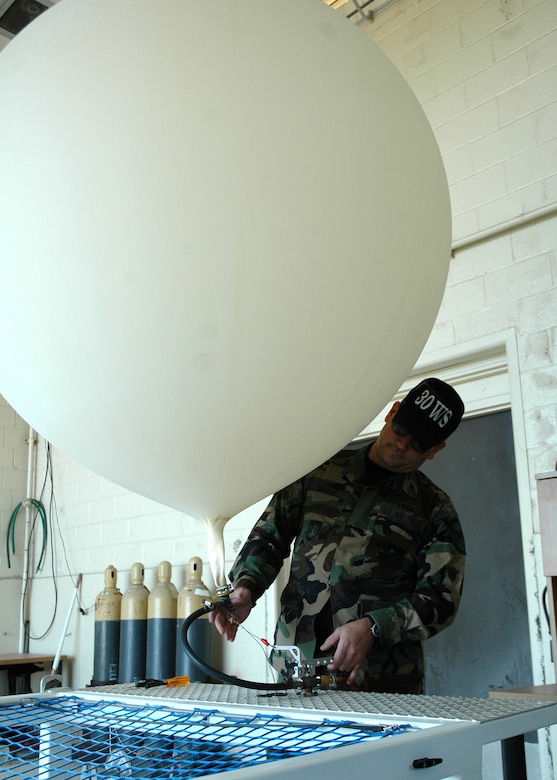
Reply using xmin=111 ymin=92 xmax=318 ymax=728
xmin=0 ymin=695 xmax=414 ymax=778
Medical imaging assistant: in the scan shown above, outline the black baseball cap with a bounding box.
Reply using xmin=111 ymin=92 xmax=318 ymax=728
xmin=392 ymin=378 xmax=465 ymax=452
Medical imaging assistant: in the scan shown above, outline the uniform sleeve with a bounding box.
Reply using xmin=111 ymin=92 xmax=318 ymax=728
xmin=229 ymin=478 xmax=306 ymax=602
xmin=368 ymin=498 xmax=466 ymax=646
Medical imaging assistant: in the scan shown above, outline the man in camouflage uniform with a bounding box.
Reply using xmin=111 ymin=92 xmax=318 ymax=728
xmin=210 ymin=378 xmax=466 ymax=694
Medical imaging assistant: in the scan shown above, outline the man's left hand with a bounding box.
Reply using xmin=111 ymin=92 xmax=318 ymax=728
xmin=319 ymin=618 xmax=374 ymax=686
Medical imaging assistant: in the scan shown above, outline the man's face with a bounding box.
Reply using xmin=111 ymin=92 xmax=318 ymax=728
xmin=369 ymin=402 xmax=446 ymax=473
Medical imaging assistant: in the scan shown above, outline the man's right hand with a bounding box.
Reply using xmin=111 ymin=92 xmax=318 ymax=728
xmin=207 ymin=586 xmax=254 ymax=641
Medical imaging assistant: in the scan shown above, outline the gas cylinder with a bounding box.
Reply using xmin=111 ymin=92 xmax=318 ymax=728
xmin=176 ymin=556 xmax=211 ymax=681
xmin=146 ymin=561 xmax=178 ymax=680
xmin=118 ymin=562 xmax=150 ymax=683
xmin=92 ymin=565 xmax=122 ymax=686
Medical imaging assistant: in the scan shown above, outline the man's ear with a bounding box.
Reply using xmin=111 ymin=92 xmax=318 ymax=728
xmin=425 ymin=441 xmax=446 ymax=461
xmin=385 ymin=401 xmax=400 ymax=422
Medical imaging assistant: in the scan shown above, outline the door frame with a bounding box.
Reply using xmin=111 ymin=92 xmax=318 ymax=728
xmin=355 ymin=327 xmax=549 ymax=693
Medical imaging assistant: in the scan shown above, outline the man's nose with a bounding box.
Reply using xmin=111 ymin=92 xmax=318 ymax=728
xmin=393 ymin=431 xmax=412 ymax=451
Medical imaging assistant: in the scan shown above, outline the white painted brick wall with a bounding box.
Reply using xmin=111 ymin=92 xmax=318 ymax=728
xmin=435 ymin=99 xmax=500 ymax=154
xmin=497 ymin=64 xmax=556 ymax=125
xmin=365 ymin=0 xmax=557 ymax=245
xmin=0 ymin=398 xmax=29 ymax=660
xmin=0 ymin=404 xmax=27 ymax=571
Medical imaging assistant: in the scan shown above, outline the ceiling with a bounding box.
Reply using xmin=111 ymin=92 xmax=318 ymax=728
xmin=0 ymin=0 xmax=382 ymax=41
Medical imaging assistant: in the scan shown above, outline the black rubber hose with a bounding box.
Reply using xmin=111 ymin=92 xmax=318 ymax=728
xmin=181 ymin=606 xmax=288 ymax=691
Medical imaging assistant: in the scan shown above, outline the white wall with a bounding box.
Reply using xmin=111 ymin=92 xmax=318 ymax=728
xmin=1 ymin=0 xmax=556 ymax=774
xmin=0 ymin=397 xmax=30 ymax=655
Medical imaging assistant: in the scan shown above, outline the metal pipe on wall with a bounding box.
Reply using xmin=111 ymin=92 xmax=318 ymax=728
xmin=451 ymin=203 xmax=557 ymax=255
xmin=18 ymin=425 xmax=37 ymax=653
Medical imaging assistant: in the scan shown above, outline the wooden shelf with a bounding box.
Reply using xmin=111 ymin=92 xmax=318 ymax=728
xmin=489 ymin=684 xmax=557 ymax=702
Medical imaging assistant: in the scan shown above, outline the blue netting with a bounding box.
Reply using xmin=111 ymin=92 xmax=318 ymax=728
xmin=0 ymin=695 xmax=414 ymax=778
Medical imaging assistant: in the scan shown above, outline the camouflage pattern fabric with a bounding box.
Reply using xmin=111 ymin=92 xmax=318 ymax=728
xmin=230 ymin=444 xmax=466 ymax=694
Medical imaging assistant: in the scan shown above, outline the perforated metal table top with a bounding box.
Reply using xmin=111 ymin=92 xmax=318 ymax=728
xmin=81 ymin=682 xmax=557 ymax=725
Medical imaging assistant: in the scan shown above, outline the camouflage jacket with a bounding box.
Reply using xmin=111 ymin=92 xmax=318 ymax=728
xmin=230 ymin=444 xmax=466 ymax=693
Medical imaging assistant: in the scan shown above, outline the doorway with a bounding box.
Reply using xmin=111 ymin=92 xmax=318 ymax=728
xmin=420 ymin=410 xmax=533 ymax=698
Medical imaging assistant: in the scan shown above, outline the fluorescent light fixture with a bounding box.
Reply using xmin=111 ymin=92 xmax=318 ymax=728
xmin=0 ymin=0 xmax=53 ymax=38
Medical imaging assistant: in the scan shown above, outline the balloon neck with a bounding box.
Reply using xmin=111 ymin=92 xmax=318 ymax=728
xmin=199 ymin=516 xmax=230 ymax=593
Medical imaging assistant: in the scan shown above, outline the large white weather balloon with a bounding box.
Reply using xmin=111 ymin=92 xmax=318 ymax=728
xmin=0 ymin=0 xmax=451 ymax=522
